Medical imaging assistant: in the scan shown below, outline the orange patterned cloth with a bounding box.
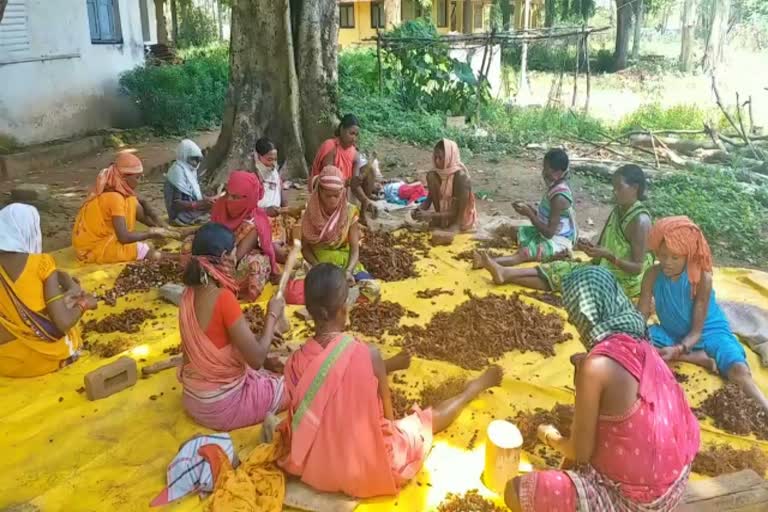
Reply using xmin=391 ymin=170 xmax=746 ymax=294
xmin=648 ymin=216 xmax=713 ymax=297
xmin=301 ymin=166 xmax=349 ymax=246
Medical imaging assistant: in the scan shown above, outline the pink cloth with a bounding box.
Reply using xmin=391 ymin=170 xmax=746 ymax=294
xmin=279 ymin=335 xmax=433 ymax=498
xmin=136 ymin=242 xmax=150 ymax=260
xmin=178 ymin=288 xmax=283 ymax=430
xmin=301 ymin=166 xmax=349 ymax=246
xmin=310 ymin=138 xmax=357 ymax=185
xmin=519 ymin=333 xmax=700 ymax=512
xmin=398 ymin=183 xmax=427 ymax=204
xmin=211 ymin=171 xmax=277 ymax=274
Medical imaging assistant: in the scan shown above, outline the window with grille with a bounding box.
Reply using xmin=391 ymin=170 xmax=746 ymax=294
xmin=86 ymin=0 xmax=123 ymax=44
xmin=436 ymin=0 xmax=448 ymax=27
xmin=339 ymin=3 xmax=355 ymax=29
xmin=371 ymin=2 xmax=385 ymax=29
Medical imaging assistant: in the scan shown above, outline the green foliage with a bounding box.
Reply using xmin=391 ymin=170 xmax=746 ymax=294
xmin=119 ymin=45 xmax=228 ymax=134
xmin=646 ymin=167 xmax=768 ymax=265
xmin=383 ymin=19 xmax=490 ymax=116
xmin=503 ymin=44 xmax=615 ymax=74
xmin=0 ymin=132 xmax=21 ymax=155
xmin=618 ymin=104 xmax=708 ymax=133
xmin=176 ymin=1 xmax=218 ymax=49
xmin=338 ymin=48 xmax=380 ymax=96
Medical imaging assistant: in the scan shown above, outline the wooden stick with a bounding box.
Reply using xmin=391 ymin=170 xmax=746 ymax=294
xmin=584 ymin=31 xmax=592 ymax=114
xmin=142 ymin=355 xmax=183 ymax=376
xmin=735 ymin=92 xmax=762 ymax=160
xmin=649 ymin=131 xmax=660 ymax=169
xmin=277 ymin=241 xmax=302 ymax=298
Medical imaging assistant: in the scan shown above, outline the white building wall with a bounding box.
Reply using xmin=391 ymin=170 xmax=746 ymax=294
xmin=0 ymin=0 xmax=157 ymax=144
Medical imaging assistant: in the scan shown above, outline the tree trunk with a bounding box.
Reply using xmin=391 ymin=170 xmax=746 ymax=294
xmin=293 ymin=0 xmax=339 ymax=164
xmin=463 ymin=0 xmax=472 ymax=34
xmin=154 ymin=0 xmax=169 ymax=45
xmin=217 ymin=0 xmax=224 ymax=40
xmin=384 ymin=0 xmax=401 ymax=29
xmin=679 ymin=0 xmax=696 ymax=72
xmin=702 ymin=0 xmax=731 ymax=72
xmin=614 ymin=0 xmax=632 ymax=70
xmin=631 ymin=0 xmax=643 ymax=61
xmin=205 ymin=0 xmax=338 ymax=186
xmin=544 ymin=0 xmax=555 ymax=28
xmin=0 ymin=0 xmax=8 ymax=24
xmin=170 ymin=0 xmax=179 ymax=42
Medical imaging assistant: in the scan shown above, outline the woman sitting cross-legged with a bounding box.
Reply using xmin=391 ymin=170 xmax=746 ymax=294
xmin=301 ymin=165 xmax=379 ymax=302
xmin=505 ymin=266 xmax=700 ymax=512
xmin=205 ymin=171 xmax=280 ymax=301
xmin=0 ymin=204 xmax=97 ymax=377
xmin=178 ymin=223 xmax=286 ymax=431
xmin=73 ymin=151 xmax=176 ymax=263
xmin=278 ymin=263 xmax=502 ymax=498
xmin=164 ymin=139 xmax=214 ymax=227
xmin=413 ymin=138 xmax=477 ymax=232
xmin=480 ymin=165 xmax=652 ymax=300
xmin=639 ymin=216 xmax=768 ymax=413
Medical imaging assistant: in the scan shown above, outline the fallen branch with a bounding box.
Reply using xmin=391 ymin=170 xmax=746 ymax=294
xmin=736 ymin=92 xmax=762 ymax=160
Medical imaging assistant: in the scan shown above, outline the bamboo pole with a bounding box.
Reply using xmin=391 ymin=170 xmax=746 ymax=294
xmin=584 ymin=30 xmax=592 ymax=114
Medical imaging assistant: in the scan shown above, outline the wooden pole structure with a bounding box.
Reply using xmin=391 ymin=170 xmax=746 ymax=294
xmin=377 ymin=31 xmax=383 ymax=95
xmin=519 ymin=0 xmax=532 ymax=96
xmin=584 ymin=29 xmax=592 ymax=113
xmin=571 ymin=33 xmax=581 ymax=107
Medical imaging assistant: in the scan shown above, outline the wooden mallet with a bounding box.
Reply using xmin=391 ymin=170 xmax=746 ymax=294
xmin=274 ymin=223 xmax=303 ymax=332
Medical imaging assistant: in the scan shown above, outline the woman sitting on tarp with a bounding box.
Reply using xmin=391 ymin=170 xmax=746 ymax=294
xmin=73 ymin=151 xmax=176 ymax=263
xmin=413 ymin=138 xmax=477 ymax=232
xmin=204 ymin=171 xmax=279 ymax=301
xmin=253 ymin=137 xmax=293 ymax=262
xmin=301 ymin=165 xmax=379 ymax=302
xmin=278 ymin=263 xmax=502 ymax=498
xmin=0 ymin=204 xmax=97 ymax=377
xmin=178 ymin=223 xmax=286 ymax=431
xmin=639 ymin=216 xmax=768 ymax=413
xmin=310 ymin=114 xmax=377 ymax=224
xmin=505 ymin=266 xmax=700 ymax=512
xmin=164 ymin=139 xmax=213 ymax=226
xmin=481 ymin=165 xmax=652 ymax=299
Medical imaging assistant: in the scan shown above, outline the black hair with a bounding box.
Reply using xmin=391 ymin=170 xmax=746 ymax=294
xmin=335 ymin=114 xmax=360 ymax=136
xmin=305 ymin=263 xmax=348 ymax=323
xmin=254 ymin=137 xmax=276 ymax=156
xmin=434 ymin=140 xmax=445 ymax=153
xmin=544 ymin=148 xmax=569 ymax=173
xmin=183 ymin=223 xmax=236 ymax=286
xmin=615 ymin=164 xmax=647 ymax=201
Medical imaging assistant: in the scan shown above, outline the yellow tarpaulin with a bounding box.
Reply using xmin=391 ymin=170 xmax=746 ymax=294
xmin=1 ymin=235 xmax=767 ymax=511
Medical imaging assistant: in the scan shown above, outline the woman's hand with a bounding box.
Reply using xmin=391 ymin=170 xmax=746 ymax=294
xmin=582 ymin=245 xmax=612 ymax=260
xmin=538 ymin=424 xmax=563 ymax=448
xmin=346 ymin=270 xmax=355 ymax=287
xmin=265 ymin=206 xmax=280 ymax=218
xmin=267 ymin=294 xmax=286 ymax=320
xmin=269 ymin=272 xmax=281 ymax=285
xmin=513 ymin=202 xmax=535 ymax=219
xmin=659 ymin=346 xmax=682 ymax=362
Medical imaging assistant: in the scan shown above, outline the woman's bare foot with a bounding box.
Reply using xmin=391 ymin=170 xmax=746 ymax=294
xmin=472 ymin=251 xmax=485 ymax=270
xmin=466 ymin=365 xmax=504 ymax=396
xmin=481 ymin=252 xmax=506 ymax=285
xmin=385 ymin=350 xmax=412 ymax=373
xmin=679 ymin=351 xmax=719 ymax=375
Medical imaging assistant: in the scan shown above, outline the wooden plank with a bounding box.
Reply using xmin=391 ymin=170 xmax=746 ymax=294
xmin=679 ymin=485 xmax=768 ymax=512
xmin=684 ymin=470 xmax=764 ymax=502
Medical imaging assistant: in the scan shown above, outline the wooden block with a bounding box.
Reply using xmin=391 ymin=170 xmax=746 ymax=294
xmin=284 ymin=478 xmax=358 ymax=512
xmin=431 ymin=230 xmax=456 ymax=246
xmin=681 ymin=470 xmax=768 ymax=512
xmin=159 ymin=283 xmax=184 ymax=306
xmin=84 ymin=357 xmax=138 ymax=401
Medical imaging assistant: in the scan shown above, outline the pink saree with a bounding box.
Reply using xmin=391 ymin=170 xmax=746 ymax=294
xmin=177 ymin=289 xmax=284 ymax=431
xmin=278 ymin=334 xmax=433 ymax=498
xmin=518 ymin=333 xmax=700 ymax=512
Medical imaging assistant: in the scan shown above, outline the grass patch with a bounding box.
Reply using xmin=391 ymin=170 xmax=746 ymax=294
xmin=0 ymin=133 xmax=22 ymax=155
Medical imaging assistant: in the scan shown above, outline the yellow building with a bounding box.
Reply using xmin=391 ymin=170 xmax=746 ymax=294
xmin=338 ymin=0 xmax=544 ymax=48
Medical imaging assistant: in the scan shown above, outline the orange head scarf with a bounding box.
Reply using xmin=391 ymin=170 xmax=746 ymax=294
xmin=648 ymin=216 xmax=713 ymax=297
xmin=302 ymin=166 xmax=348 ymax=246
xmin=87 ymin=152 xmax=143 ymax=200
xmin=433 ymin=138 xmax=468 ymax=179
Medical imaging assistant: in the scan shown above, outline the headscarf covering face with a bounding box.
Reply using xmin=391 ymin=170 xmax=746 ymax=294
xmin=648 ymin=216 xmax=712 ymax=297
xmin=302 ymin=166 xmax=348 ymax=246
xmin=88 ymin=151 xmax=143 ymax=200
xmin=433 ymin=138 xmax=468 ymax=179
xmin=562 ymin=266 xmax=646 ymax=348
xmin=166 ymin=139 xmax=203 ymax=200
xmin=0 ymin=203 xmax=42 ymax=254
xmin=210 ymin=171 xmax=277 ymax=272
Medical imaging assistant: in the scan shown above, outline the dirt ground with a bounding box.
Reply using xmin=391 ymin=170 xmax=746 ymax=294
xmin=0 ymin=132 xmax=610 ymax=252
